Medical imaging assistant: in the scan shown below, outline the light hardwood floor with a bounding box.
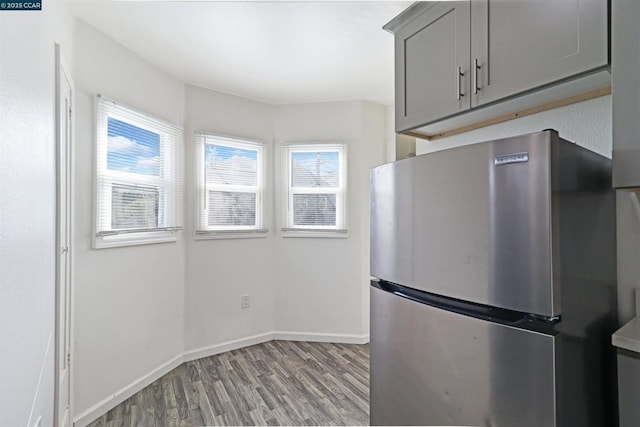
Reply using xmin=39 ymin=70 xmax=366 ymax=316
xmin=87 ymin=341 xmax=370 ymax=426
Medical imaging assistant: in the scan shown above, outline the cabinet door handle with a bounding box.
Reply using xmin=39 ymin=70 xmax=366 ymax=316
xmin=473 ymin=58 xmax=481 ymax=94
xmin=456 ymin=66 xmax=465 ymax=100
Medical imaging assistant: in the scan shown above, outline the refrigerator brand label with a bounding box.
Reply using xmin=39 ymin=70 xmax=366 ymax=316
xmin=494 ymin=152 xmax=529 ymax=166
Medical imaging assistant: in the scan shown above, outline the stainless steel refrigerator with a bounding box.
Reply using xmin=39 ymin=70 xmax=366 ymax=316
xmin=370 ymin=130 xmax=617 ymax=426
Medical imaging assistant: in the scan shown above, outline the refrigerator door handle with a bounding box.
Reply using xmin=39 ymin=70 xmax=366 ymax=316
xmin=373 ymin=280 xmax=559 ymax=334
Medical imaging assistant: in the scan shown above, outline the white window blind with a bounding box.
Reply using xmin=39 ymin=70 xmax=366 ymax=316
xmin=283 ymin=143 xmax=347 ymax=232
xmin=95 ymin=96 xmax=183 ymax=247
xmin=196 ymin=133 xmax=265 ymax=234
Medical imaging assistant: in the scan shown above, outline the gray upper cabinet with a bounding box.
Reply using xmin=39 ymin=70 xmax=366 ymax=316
xmin=387 ymin=0 xmax=609 ymax=134
xmin=612 ymin=0 xmax=640 ymax=189
xmin=470 ymin=0 xmax=608 ymax=108
xmin=394 ymin=2 xmax=470 ymax=131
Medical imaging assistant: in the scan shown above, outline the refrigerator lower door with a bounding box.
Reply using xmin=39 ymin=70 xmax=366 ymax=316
xmin=370 ymin=285 xmax=559 ymax=427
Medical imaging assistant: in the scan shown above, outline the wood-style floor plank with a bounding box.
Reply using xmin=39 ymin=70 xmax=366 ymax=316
xmin=86 ymin=341 xmax=369 ymax=426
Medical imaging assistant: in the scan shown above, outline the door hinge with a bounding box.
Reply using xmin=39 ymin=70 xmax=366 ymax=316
xmin=67 ymin=352 xmax=71 ymax=365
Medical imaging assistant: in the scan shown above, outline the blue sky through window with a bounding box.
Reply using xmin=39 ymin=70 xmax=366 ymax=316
xmin=107 ymin=117 xmax=161 ymax=176
xmin=205 ymin=143 xmax=258 ymax=186
xmin=292 ymin=152 xmax=338 ymax=174
xmin=291 ymin=151 xmax=339 ymax=188
xmin=205 ymin=144 xmax=257 ymax=163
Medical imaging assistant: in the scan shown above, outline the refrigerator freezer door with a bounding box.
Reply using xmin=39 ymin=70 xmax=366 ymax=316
xmin=370 ymin=285 xmax=558 ymax=427
xmin=371 ymin=130 xmax=557 ymax=317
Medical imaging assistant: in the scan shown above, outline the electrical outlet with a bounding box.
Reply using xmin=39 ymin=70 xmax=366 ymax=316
xmin=241 ymin=294 xmax=251 ymax=309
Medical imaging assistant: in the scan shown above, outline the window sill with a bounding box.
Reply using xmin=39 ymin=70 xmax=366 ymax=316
xmin=195 ymin=229 xmax=269 ymax=241
xmin=93 ymin=230 xmax=178 ymax=249
xmin=281 ymin=229 xmax=349 ymax=239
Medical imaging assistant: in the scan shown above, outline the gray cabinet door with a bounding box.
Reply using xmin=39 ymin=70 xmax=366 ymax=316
xmin=470 ymin=0 xmax=608 ymax=107
xmin=395 ymin=2 xmax=470 ymax=132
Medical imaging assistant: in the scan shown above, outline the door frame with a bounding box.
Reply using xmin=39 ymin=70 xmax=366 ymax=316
xmin=54 ymin=43 xmax=74 ymax=427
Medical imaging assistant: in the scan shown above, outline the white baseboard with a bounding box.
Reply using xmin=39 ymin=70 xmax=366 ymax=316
xmin=183 ymin=332 xmax=274 ymax=363
xmin=73 ymin=353 xmax=183 ymax=427
xmin=73 ymin=331 xmax=368 ymax=426
xmin=273 ymin=331 xmax=370 ymax=344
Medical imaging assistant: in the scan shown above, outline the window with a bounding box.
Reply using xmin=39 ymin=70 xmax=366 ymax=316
xmin=195 ymin=133 xmax=266 ymax=238
xmin=282 ymin=143 xmax=347 ymax=236
xmin=95 ymin=96 xmax=183 ymax=248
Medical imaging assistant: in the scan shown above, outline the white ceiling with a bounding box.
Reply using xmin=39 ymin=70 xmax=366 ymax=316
xmin=69 ymin=1 xmax=412 ymax=105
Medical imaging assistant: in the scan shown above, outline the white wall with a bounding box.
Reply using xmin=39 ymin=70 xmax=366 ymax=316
xmin=385 ymin=105 xmax=396 ymax=161
xmin=0 ymin=12 xmax=56 ymax=427
xmin=66 ymin=40 xmax=385 ymax=419
xmin=0 ymin=4 xmax=74 ymax=426
xmin=183 ymin=90 xmax=387 ymax=352
xmin=385 ymin=105 xmax=416 ymax=161
xmin=183 ymin=85 xmax=277 ymax=353
xmin=415 ymin=95 xmax=638 ymax=323
xmin=29 ymin=16 xmax=387 ymax=422
xmin=273 ymin=101 xmax=386 ymax=338
xmin=416 ymin=96 xmax=612 ymax=157
xmin=359 ymin=102 xmax=388 ymax=336
xmin=71 ymin=19 xmax=186 ymax=421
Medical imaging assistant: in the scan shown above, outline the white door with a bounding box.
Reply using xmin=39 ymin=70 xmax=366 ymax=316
xmin=55 ymin=44 xmax=73 ymax=427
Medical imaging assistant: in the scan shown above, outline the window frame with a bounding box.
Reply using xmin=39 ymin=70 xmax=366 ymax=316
xmin=195 ymin=132 xmax=267 ymax=240
xmin=281 ymin=142 xmax=348 ymax=238
xmin=94 ymin=96 xmax=183 ymax=249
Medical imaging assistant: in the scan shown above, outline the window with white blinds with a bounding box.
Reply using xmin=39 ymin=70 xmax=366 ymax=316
xmin=95 ymin=96 xmax=183 ymax=248
xmin=195 ymin=133 xmax=265 ymax=235
xmin=283 ymin=143 xmax=347 ymax=233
